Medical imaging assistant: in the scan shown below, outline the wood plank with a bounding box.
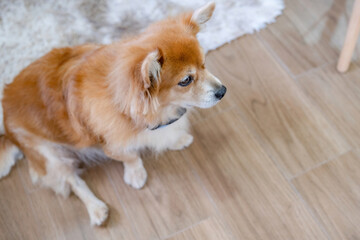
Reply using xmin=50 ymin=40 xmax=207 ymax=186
xmin=183 ymin=109 xmax=329 ymax=240
xmin=166 ymin=217 xmax=231 ymax=240
xmin=105 ymin=151 xmax=216 ymax=240
xmin=260 ymin=0 xmax=355 ymax=75
xmin=0 ymin=161 xmax=41 ymax=240
xmin=205 ymin=35 xmax=350 ymax=178
xmin=297 ymin=63 xmax=360 ymax=148
xmin=293 ymin=150 xmax=360 ymax=239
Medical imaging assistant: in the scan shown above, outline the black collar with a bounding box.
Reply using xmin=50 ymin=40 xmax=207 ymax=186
xmin=149 ymin=107 xmax=187 ymax=130
xmin=150 ymin=117 xmax=180 ymax=130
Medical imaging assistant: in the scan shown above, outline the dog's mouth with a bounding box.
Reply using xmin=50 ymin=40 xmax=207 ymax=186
xmin=149 ymin=107 xmax=187 ymax=130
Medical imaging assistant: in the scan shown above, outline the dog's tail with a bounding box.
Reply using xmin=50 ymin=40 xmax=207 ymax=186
xmin=0 ymin=135 xmax=22 ymax=179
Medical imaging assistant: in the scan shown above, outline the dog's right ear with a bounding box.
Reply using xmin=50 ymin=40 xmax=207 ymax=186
xmin=141 ymin=49 xmax=163 ymax=91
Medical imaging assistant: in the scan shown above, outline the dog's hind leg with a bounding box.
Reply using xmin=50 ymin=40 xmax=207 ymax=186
xmin=22 ymin=143 xmax=109 ymax=226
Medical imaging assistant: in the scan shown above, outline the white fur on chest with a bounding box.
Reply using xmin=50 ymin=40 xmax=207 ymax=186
xmin=128 ymin=114 xmax=190 ymax=153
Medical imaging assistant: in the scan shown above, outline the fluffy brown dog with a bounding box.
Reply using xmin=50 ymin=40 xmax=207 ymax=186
xmin=0 ymin=2 xmax=226 ymax=225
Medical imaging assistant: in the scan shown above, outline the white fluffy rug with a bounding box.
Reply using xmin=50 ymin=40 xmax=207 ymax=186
xmin=0 ymin=0 xmax=284 ymax=87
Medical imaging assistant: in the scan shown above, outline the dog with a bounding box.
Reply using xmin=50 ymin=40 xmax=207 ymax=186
xmin=0 ymin=2 xmax=226 ymax=226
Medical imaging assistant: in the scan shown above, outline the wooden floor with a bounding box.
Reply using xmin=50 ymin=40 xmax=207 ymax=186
xmin=1 ymin=0 xmax=360 ymax=239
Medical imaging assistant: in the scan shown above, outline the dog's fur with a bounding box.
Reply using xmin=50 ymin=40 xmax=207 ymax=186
xmin=0 ymin=2 xmax=226 ymax=226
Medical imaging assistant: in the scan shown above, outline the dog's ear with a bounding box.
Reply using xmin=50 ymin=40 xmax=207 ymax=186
xmin=141 ymin=49 xmax=163 ymax=90
xmin=191 ymin=2 xmax=215 ymax=26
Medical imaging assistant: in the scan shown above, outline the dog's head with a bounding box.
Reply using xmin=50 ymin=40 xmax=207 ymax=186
xmin=112 ymin=2 xmax=226 ymax=128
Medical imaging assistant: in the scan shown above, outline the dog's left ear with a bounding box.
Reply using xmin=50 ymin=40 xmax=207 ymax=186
xmin=191 ymin=2 xmax=215 ymax=27
xmin=141 ymin=49 xmax=163 ymax=90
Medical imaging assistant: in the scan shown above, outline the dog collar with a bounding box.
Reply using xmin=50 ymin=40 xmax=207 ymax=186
xmin=149 ymin=108 xmax=187 ymax=130
xmin=150 ymin=118 xmax=180 ymax=130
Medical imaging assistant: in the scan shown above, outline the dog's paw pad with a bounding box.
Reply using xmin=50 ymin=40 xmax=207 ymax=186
xmin=89 ymin=201 xmax=109 ymax=226
xmin=124 ymin=164 xmax=147 ymax=189
xmin=170 ymin=134 xmax=193 ymax=150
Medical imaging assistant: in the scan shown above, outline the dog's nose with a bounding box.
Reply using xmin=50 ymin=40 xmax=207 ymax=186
xmin=215 ymin=85 xmax=227 ymax=100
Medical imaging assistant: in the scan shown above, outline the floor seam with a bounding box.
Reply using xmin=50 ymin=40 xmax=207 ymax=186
xmin=257 ymin=33 xmax=296 ymax=79
xmin=288 ymin=180 xmax=333 ymax=240
xmin=178 ymin=150 xmax=237 ymax=240
xmin=290 ymin=149 xmax=352 ymax=181
xmin=294 ymin=60 xmax=337 ymax=80
xmin=160 ymin=217 xmax=211 ymax=240
xmin=291 ymin=66 xmax=356 ymax=154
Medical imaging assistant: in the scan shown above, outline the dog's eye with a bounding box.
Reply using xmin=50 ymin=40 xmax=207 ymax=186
xmin=178 ymin=76 xmax=193 ymax=87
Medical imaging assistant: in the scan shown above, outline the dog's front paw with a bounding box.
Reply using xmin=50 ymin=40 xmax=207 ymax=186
xmin=89 ymin=200 xmax=109 ymax=226
xmin=169 ymin=133 xmax=193 ymax=150
xmin=124 ymin=162 xmax=147 ymax=189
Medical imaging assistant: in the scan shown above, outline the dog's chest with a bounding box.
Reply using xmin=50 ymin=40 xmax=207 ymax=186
xmin=128 ymin=114 xmax=190 ymax=152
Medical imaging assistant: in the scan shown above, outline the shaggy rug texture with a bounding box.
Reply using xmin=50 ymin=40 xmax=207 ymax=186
xmin=0 ymin=0 xmax=284 ymax=85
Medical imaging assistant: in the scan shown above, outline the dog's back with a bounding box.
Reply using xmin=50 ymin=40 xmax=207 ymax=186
xmin=2 ymin=45 xmax=100 ymax=144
